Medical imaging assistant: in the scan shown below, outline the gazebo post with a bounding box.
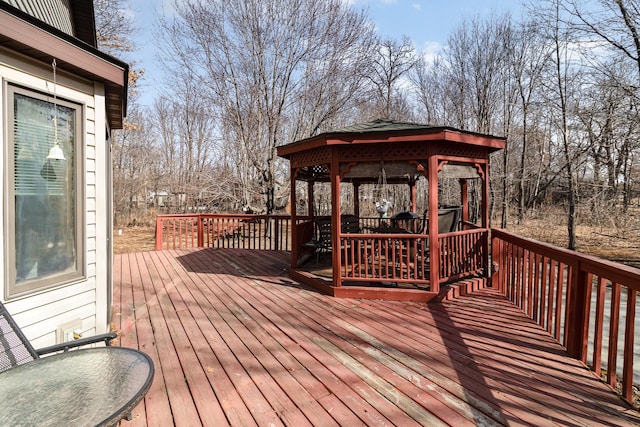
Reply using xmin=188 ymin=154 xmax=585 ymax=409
xmin=481 ymin=163 xmax=490 ymax=276
xmin=330 ymin=151 xmax=342 ymax=288
xmin=481 ymin=164 xmax=489 ymax=228
xmin=308 ymin=180 xmax=315 ymax=219
xmin=427 ymin=154 xmax=440 ymax=293
xmin=290 ymin=170 xmax=298 ymax=270
xmin=460 ymin=178 xmax=469 ymax=224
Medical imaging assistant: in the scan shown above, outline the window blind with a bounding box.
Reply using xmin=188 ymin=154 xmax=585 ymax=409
xmin=13 ymin=93 xmax=71 ymax=196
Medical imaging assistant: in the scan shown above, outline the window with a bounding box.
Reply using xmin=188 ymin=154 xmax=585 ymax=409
xmin=6 ymin=85 xmax=84 ymax=298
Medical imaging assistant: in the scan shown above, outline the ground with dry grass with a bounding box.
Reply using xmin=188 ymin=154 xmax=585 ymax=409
xmin=503 ymin=206 xmax=640 ymax=267
xmin=113 ymin=226 xmax=156 ymax=253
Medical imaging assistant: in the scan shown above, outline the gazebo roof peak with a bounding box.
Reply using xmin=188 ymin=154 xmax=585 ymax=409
xmin=333 ymin=118 xmax=435 ymax=133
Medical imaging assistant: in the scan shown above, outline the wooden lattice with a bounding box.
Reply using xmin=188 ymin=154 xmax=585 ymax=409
xmin=437 ymin=142 xmax=487 ymax=159
xmin=290 ymin=146 xmax=331 ymax=168
xmin=339 ymin=142 xmax=428 ymax=161
xmin=289 ymin=140 xmax=487 ymax=169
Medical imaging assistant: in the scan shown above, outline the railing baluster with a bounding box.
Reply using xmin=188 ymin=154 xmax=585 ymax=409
xmin=607 ymin=283 xmax=621 ymax=388
xmin=527 ymin=250 xmax=534 ymax=317
xmin=532 ymin=253 xmax=541 ymax=323
xmin=622 ymin=287 xmax=636 ymax=402
xmin=539 ymin=256 xmax=547 ymax=329
xmin=547 ymin=260 xmax=556 ymax=336
xmin=592 ymin=276 xmax=606 ymax=377
xmin=555 ymin=263 xmax=565 ymax=343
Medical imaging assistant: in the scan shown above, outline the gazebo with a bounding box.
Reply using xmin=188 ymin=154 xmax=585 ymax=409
xmin=277 ymin=119 xmax=505 ymax=302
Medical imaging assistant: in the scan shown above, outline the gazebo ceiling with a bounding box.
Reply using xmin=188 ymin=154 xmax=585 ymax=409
xmin=342 ymin=161 xmax=420 ymax=180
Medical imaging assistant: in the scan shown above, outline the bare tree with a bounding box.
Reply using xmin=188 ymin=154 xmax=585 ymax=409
xmin=410 ymin=56 xmax=448 ymax=124
xmin=442 ymin=14 xmax=513 ymax=134
xmin=94 ymin=0 xmax=135 ymax=55
xmin=157 ymin=0 xmax=376 ymax=214
xmin=112 ymin=106 xmax=159 ymax=225
xmin=94 ymin=0 xmax=154 ymax=225
xmin=564 ymin=0 xmax=640 ymax=82
xmin=578 ymin=62 xmax=640 ymax=213
xmin=562 ymin=0 xmax=640 ymax=212
xmin=509 ymin=21 xmax=553 ymax=223
xmin=363 ymin=36 xmax=418 ymax=119
xmin=533 ymin=0 xmax=587 ymax=249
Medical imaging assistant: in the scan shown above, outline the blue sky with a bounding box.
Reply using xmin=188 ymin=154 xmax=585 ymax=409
xmin=359 ymin=0 xmax=524 ymax=58
xmin=132 ymin=0 xmax=525 ymax=106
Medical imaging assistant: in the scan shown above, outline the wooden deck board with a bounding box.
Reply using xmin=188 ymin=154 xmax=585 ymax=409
xmin=114 ymin=248 xmax=640 ymax=427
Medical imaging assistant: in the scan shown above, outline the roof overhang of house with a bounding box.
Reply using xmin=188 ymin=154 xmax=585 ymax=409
xmin=0 ymin=2 xmax=128 ymax=129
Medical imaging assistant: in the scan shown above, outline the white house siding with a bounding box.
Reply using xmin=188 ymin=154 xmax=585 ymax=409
xmin=0 ymin=0 xmax=74 ymax=36
xmin=0 ymin=49 xmax=110 ymax=348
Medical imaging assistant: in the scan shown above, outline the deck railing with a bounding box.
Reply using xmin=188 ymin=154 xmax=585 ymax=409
xmin=491 ymin=228 xmax=639 ymax=405
xmin=155 ymin=214 xmax=298 ymax=251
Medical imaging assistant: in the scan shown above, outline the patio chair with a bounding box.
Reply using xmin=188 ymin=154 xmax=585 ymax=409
xmin=0 ymin=300 xmax=117 ymax=373
xmin=303 ymin=217 xmax=332 ymax=263
xmin=414 ymin=206 xmax=461 ymax=235
xmin=414 ymin=206 xmax=462 ymax=265
xmin=305 ymin=215 xmax=361 ymax=263
xmin=437 ymin=206 xmax=461 ymax=233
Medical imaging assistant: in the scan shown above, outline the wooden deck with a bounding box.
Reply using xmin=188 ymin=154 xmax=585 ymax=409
xmin=113 ymin=248 xmax=640 ymax=426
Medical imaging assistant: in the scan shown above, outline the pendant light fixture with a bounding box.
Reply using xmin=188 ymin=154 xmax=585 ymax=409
xmin=47 ymin=58 xmax=66 ymax=161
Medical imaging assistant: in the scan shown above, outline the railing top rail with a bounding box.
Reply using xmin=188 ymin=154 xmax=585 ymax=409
xmin=356 ymin=228 xmax=487 ymax=236
xmin=462 ymin=221 xmax=483 ymax=229
xmin=156 ymin=213 xmax=299 ymax=220
xmin=492 ymin=228 xmax=640 ymax=290
xmin=156 ymin=213 xmax=201 ymax=219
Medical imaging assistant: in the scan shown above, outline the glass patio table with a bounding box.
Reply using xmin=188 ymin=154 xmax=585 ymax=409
xmin=0 ymin=347 xmax=154 ymax=427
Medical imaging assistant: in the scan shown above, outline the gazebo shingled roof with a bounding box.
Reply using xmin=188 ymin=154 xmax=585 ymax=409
xmin=278 ymin=118 xmax=505 ymax=161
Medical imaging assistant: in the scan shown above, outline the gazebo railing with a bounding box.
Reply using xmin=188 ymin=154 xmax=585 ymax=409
xmin=438 ymin=228 xmax=486 ymax=281
xmin=340 ymin=233 xmax=429 ymax=285
xmin=340 ymin=228 xmax=488 ymax=286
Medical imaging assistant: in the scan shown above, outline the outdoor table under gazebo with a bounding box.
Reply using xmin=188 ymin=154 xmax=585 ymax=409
xmin=277 ymin=119 xmax=505 ymax=302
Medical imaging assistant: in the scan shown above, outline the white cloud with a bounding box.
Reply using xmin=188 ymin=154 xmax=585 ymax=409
xmin=411 ymin=3 xmax=421 ymax=11
xmin=420 ymin=40 xmax=444 ymax=64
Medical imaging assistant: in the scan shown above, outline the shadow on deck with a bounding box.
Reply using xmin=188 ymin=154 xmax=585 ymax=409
xmin=113 ymin=248 xmax=639 ymax=426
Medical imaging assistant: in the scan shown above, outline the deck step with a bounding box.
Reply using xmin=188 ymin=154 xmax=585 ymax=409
xmin=437 ymin=277 xmax=488 ymax=301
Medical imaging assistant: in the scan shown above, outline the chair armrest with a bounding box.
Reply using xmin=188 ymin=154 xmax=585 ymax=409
xmin=35 ymin=332 xmax=118 ymax=356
